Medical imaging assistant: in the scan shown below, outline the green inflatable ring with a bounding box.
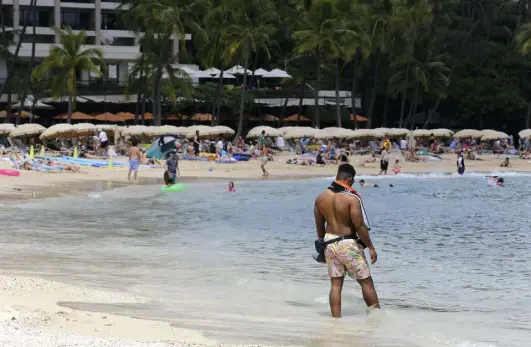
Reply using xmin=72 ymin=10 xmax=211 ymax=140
xmin=160 ymin=183 xmax=185 ymax=193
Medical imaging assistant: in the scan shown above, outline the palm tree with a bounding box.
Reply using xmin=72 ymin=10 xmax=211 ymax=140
xmin=293 ymin=0 xmax=357 ymax=128
xmin=18 ymin=0 xmax=38 ymax=125
xmin=32 ymin=27 xmax=104 ymax=124
xmin=516 ymin=21 xmax=531 ymax=127
xmin=220 ymin=0 xmax=278 ymax=139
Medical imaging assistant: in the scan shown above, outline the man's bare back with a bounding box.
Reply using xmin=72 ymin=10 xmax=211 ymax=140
xmin=315 ymin=190 xmax=357 ymax=237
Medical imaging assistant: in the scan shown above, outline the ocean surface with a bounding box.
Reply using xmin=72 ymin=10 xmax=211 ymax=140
xmin=1 ymin=172 xmax=530 ymax=347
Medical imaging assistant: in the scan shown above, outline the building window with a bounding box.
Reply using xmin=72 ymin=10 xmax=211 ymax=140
xmin=101 ymin=12 xmax=118 ymax=30
xmin=61 ymin=11 xmax=91 ymax=30
xmin=19 ymin=9 xmax=51 ymax=27
xmin=1 ymin=7 xmax=14 ymax=27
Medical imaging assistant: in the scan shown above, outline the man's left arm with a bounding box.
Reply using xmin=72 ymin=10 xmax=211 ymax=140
xmin=314 ymin=199 xmax=326 ymax=239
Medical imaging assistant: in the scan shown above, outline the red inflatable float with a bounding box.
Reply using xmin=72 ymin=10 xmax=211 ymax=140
xmin=0 ymin=169 xmax=20 ymax=177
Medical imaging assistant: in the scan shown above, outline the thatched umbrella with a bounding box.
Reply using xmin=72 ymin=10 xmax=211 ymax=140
xmin=39 ymin=124 xmax=75 ymax=140
xmin=72 ymin=123 xmax=97 ymax=137
xmin=320 ymin=127 xmax=355 ymax=139
xmin=185 ymin=125 xmax=215 ymax=138
xmin=121 ymin=125 xmax=152 ymax=137
xmin=247 ymin=126 xmax=281 ymax=138
xmin=412 ymin=129 xmax=432 ymax=137
xmin=431 ymin=128 xmax=454 ymax=138
xmin=212 ymin=125 xmax=235 ymax=137
xmin=0 ymin=123 xmax=15 ymax=136
xmin=9 ymin=124 xmax=46 ymax=138
xmin=453 ymin=129 xmax=482 ymax=139
xmin=351 ymin=129 xmax=385 ymax=140
xmin=154 ymin=125 xmax=188 ymax=136
xmin=282 ymin=126 xmax=317 ymax=139
xmin=519 ymin=129 xmax=531 ymax=139
xmin=481 ymin=130 xmax=509 ymax=141
xmin=385 ymin=128 xmax=410 ymax=137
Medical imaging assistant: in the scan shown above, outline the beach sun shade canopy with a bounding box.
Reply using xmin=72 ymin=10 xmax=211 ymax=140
xmin=351 ymin=129 xmax=386 ymax=139
xmin=430 ymin=128 xmax=454 ymax=138
xmin=185 ymin=125 xmax=217 ymax=138
xmin=318 ymin=127 xmax=356 ymax=139
xmin=72 ymin=123 xmax=97 ymax=137
xmin=0 ymin=110 xmax=38 ymax=119
xmin=212 ymin=125 xmax=235 ymax=136
xmin=152 ymin=125 xmax=189 ymax=136
xmin=179 ymin=67 xmax=213 ymax=78
xmin=121 ymin=125 xmax=155 ymax=137
xmin=191 ymin=113 xmax=214 ymax=121
xmin=0 ymin=123 xmax=15 ymax=135
xmin=262 ymin=68 xmax=292 ymax=78
xmin=412 ymin=129 xmax=432 ymax=137
xmin=453 ymin=129 xmax=482 ymax=139
xmin=480 ymin=130 xmax=509 ymax=141
xmin=519 ymin=129 xmax=531 ymax=139
xmin=283 ymin=114 xmax=311 ymax=122
xmin=9 ymin=124 xmax=46 ymax=138
xmin=282 ymin=126 xmax=317 ymax=139
xmin=247 ymin=126 xmax=281 ymax=138
xmin=209 ymin=72 xmax=237 ymax=79
xmin=11 ymin=96 xmax=54 ymax=109
xmin=350 ymin=114 xmax=368 ymax=122
xmin=253 ymin=68 xmax=269 ymax=76
xmin=39 ymin=124 xmax=78 ymax=140
xmin=55 ymin=112 xmax=94 ymax=121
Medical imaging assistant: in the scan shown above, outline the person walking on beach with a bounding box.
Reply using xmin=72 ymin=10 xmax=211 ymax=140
xmin=457 ymin=151 xmax=465 ymax=175
xmin=193 ymin=131 xmax=200 ymax=156
xmin=314 ymin=164 xmax=380 ymax=317
xmin=379 ymin=148 xmax=389 ymax=175
xmin=128 ymin=138 xmax=141 ymax=182
xmin=98 ymin=128 xmax=108 ymax=156
xmin=260 ymin=145 xmax=269 ymax=177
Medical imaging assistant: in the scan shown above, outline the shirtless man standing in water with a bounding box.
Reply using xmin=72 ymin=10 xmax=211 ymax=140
xmin=314 ymin=164 xmax=380 ymax=317
xmin=128 ymin=138 xmax=141 ymax=182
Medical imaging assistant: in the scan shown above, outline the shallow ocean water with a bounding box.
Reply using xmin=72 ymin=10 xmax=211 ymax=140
xmin=1 ymin=172 xmax=530 ymax=346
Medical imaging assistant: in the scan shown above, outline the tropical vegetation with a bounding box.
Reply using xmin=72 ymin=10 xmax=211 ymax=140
xmin=3 ymin=0 xmax=531 ymax=133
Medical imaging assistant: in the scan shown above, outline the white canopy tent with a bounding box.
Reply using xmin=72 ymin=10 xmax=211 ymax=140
xmin=225 ymin=65 xmax=251 ymax=75
xmin=204 ymin=67 xmax=221 ymax=75
xmin=262 ymin=68 xmax=292 ymax=78
xmin=253 ymin=68 xmax=269 ymax=76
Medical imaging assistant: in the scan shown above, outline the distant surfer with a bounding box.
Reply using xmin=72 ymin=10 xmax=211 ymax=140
xmin=314 ymin=164 xmax=380 ymax=317
xmin=457 ymin=151 xmax=465 ymax=175
xmin=128 ymin=138 xmax=141 ymax=182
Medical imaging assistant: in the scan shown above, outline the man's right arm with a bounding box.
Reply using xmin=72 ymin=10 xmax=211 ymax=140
xmin=349 ymin=198 xmax=377 ymax=263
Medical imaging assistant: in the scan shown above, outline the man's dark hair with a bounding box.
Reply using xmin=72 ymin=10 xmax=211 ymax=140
xmin=261 ymin=130 xmax=265 ymax=135
xmin=131 ymin=137 xmax=138 ymax=146
xmin=337 ymin=163 xmax=356 ymax=180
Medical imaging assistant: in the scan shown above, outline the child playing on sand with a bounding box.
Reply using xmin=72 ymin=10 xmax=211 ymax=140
xmin=392 ymin=159 xmax=401 ymax=174
xmin=227 ymin=182 xmax=236 ymax=192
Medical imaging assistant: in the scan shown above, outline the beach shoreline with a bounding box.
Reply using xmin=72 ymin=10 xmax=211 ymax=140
xmin=1 ymin=152 xmax=530 ymax=202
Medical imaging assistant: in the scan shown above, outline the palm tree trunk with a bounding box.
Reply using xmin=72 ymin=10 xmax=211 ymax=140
xmin=214 ymin=69 xmax=224 ymax=125
xmin=526 ymin=101 xmax=531 ymax=128
xmin=6 ymin=92 xmax=12 ymax=123
xmin=399 ymin=58 xmax=411 ymax=128
xmin=67 ymin=94 xmax=73 ymax=124
xmin=152 ymin=38 xmax=167 ymax=126
xmin=135 ymin=53 xmax=145 ymax=125
xmin=367 ymin=51 xmax=381 ymax=128
xmin=280 ymin=95 xmax=289 ymax=120
xmin=0 ymin=0 xmax=32 ymax=97
xmin=406 ymin=82 xmax=419 ymax=130
xmin=382 ymin=80 xmax=390 ymax=127
xmin=235 ymin=45 xmax=250 ymax=139
xmin=18 ymin=0 xmax=37 ymax=126
xmin=335 ymin=57 xmax=341 ymax=128
xmin=351 ymin=49 xmax=359 ymax=129
xmin=297 ymin=80 xmax=304 ymax=125
xmin=314 ymin=52 xmax=321 ymax=128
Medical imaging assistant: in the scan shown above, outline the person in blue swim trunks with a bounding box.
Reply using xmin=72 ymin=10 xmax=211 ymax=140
xmin=128 ymin=138 xmax=141 ymax=182
xmin=165 ymin=150 xmax=179 ymax=185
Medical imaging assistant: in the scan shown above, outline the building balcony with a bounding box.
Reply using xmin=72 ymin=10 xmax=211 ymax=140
xmin=9 ymin=43 xmax=140 ymax=60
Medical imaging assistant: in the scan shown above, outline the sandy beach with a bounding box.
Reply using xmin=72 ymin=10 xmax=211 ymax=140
xmin=1 ymin=152 xmax=530 ymax=201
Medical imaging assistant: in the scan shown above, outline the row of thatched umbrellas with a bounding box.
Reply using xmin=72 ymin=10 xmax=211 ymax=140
xmin=248 ymin=127 xmax=511 ymax=141
xmin=0 ymin=123 xmax=515 ymax=142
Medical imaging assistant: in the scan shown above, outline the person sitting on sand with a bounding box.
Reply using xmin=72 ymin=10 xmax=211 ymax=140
xmin=227 ymin=181 xmax=236 ymax=192
xmin=359 ymin=179 xmax=378 ymax=188
xmin=392 ymin=159 xmax=401 ymax=174
xmin=500 ymin=157 xmax=512 ymax=168
xmin=316 ymin=152 xmax=328 ymax=165
xmin=363 ymin=153 xmax=376 ymax=164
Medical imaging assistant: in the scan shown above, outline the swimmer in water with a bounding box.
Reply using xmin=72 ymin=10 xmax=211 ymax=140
xmin=227 ymin=181 xmax=236 ymax=192
xmin=359 ymin=179 xmax=378 ymax=188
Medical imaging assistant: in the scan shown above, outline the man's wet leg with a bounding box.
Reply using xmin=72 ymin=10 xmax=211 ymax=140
xmin=330 ymin=276 xmax=344 ymax=318
xmin=357 ymin=277 xmax=380 ymax=308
